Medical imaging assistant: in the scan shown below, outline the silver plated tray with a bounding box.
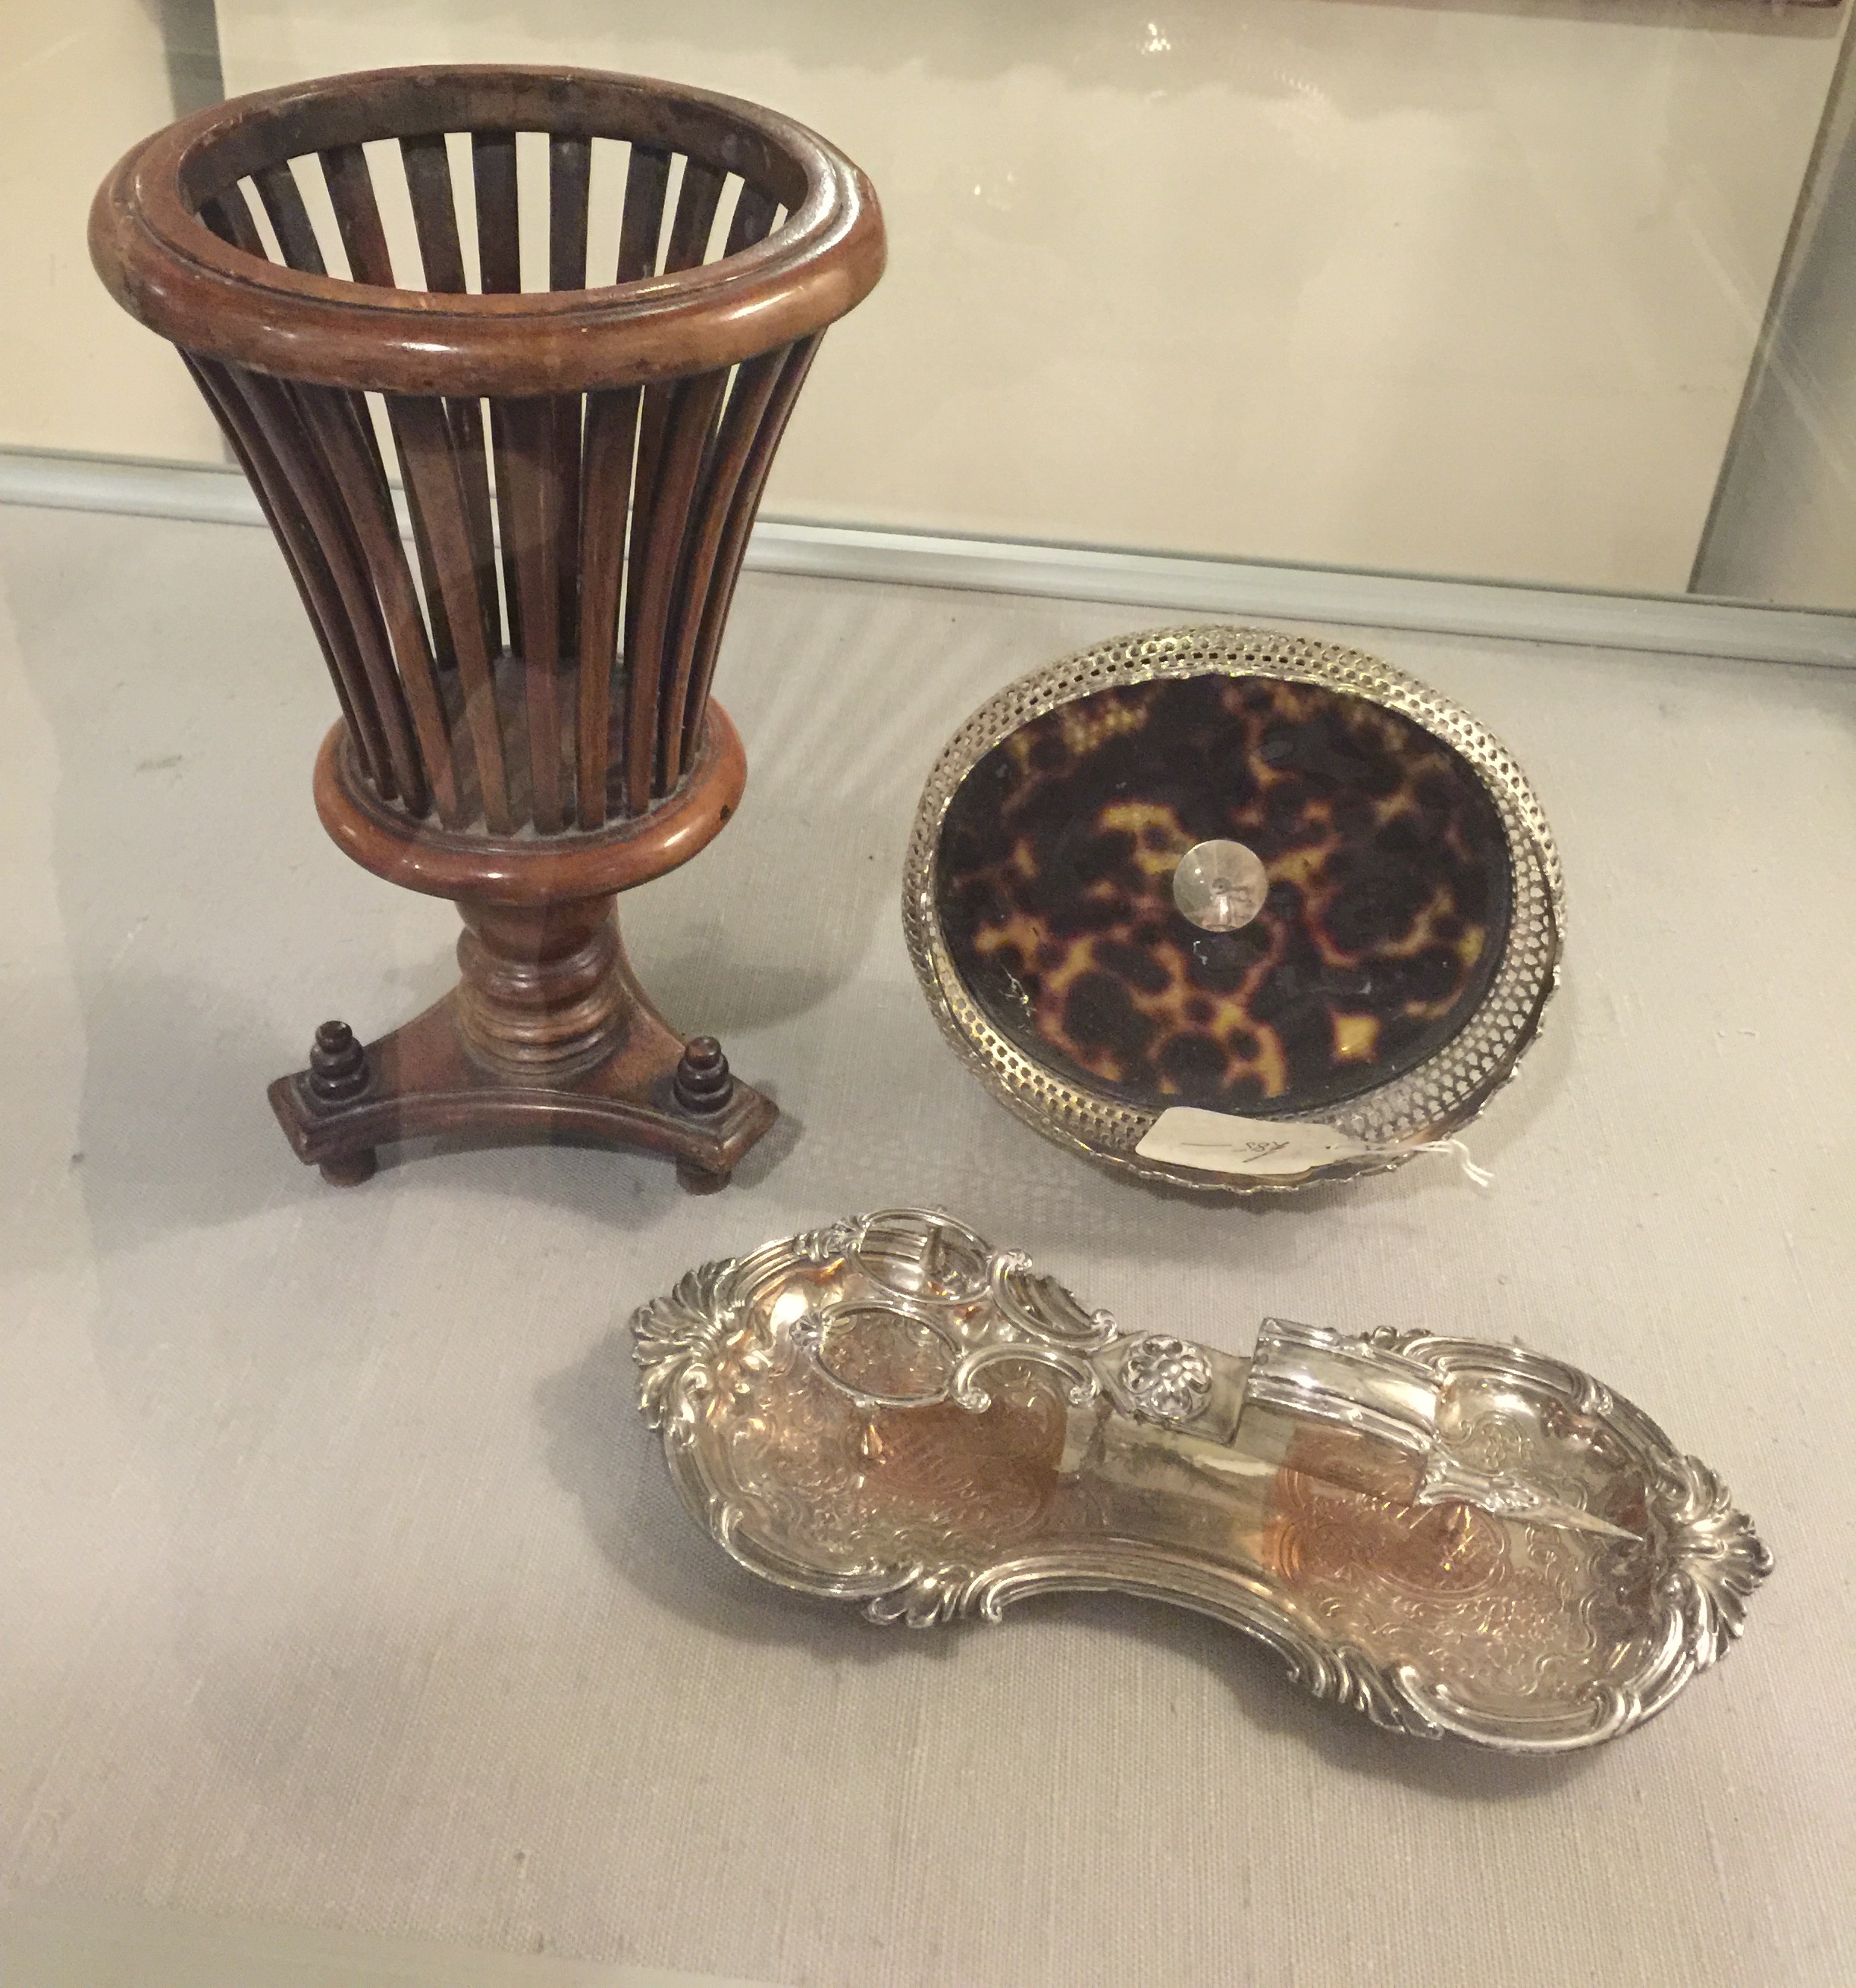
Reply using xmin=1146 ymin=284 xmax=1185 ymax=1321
xmin=902 ymin=626 xmax=1563 ymax=1191
xmin=635 ymin=1210 xmax=1769 ymax=1753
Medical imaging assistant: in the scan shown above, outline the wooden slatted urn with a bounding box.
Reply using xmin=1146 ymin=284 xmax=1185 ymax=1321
xmin=90 ymin=65 xmax=884 ymax=1190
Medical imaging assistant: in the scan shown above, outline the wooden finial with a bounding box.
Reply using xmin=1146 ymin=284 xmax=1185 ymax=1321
xmin=307 ymin=1020 xmax=369 ymax=1104
xmin=673 ymin=1036 xmax=734 ymax=1115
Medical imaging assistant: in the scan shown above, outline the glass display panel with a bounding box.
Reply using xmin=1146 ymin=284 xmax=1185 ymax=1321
xmin=5 ymin=7 xmax=1855 ymax=595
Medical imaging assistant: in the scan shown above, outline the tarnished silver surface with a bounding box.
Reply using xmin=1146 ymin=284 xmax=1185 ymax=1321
xmin=901 ymin=626 xmax=1565 ymax=1191
xmin=635 ymin=1210 xmax=1770 ymax=1754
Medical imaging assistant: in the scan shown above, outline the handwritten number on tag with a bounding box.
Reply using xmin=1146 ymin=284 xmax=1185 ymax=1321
xmin=1136 ymin=1108 xmax=1375 ymax=1175
xmin=1181 ymin=1137 xmax=1289 ymax=1162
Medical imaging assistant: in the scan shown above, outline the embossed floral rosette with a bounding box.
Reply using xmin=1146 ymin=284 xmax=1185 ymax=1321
xmin=902 ymin=627 xmax=1563 ymax=1191
xmin=635 ymin=1211 xmax=1769 ymax=1753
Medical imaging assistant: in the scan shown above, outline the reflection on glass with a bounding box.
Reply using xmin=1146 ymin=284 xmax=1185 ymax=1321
xmin=5 ymin=0 xmax=1856 ymax=606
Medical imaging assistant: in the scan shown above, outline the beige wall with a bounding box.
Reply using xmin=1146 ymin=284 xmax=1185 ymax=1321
xmin=0 ymin=0 xmax=224 ymax=464
xmin=5 ymin=0 xmax=1848 ymax=594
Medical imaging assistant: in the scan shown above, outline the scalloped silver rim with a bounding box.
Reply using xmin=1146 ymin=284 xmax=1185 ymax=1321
xmin=901 ymin=625 xmax=1565 ymax=1193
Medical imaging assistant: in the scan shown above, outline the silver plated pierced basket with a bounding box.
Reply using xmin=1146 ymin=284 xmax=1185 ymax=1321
xmin=903 ymin=626 xmax=1563 ymax=1191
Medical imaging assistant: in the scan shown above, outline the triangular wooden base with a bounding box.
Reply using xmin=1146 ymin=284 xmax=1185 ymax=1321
xmin=268 ymin=973 xmax=776 ymax=1193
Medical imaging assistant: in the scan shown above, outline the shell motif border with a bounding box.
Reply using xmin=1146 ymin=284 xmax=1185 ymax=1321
xmin=901 ymin=626 xmax=1566 ymax=1192
xmin=632 ymin=1218 xmax=1770 ymax=1755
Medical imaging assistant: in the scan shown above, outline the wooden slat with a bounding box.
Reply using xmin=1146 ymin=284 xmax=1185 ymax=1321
xmin=609 ymin=143 xmax=676 ymax=679
xmin=472 ymin=132 xmax=526 ymax=678
xmin=316 ymin=146 xmax=411 ymax=631
xmin=400 ymin=132 xmax=467 ymax=290
xmin=391 ymin=396 xmax=515 ymax=833
xmin=573 ymin=386 xmax=641 ymax=828
xmin=255 ymin=159 xmax=403 ymax=558
xmin=622 ymin=387 xmax=669 ymax=786
xmin=490 ymin=396 xmax=569 ymax=832
xmin=251 ymin=160 xmax=328 ymax=275
xmin=622 ymin=368 xmax=728 ymax=812
xmin=237 ymin=370 xmax=429 ymax=813
xmin=296 ymin=382 xmax=464 ymax=826
xmin=472 ymin=130 xmax=521 ymax=293
xmin=211 ymin=368 xmax=419 ymax=807
xmin=662 ymin=158 xmax=725 ymax=274
xmin=656 ymin=350 xmax=786 ymax=789
xmin=547 ymin=136 xmax=591 ymax=669
xmin=616 ymin=144 xmax=670 ymax=284
xmin=381 ymin=401 xmax=459 ymax=693
xmin=724 ymin=180 xmax=779 ymax=259
xmin=467 ymin=130 xmax=525 ymax=676
xmin=321 ymin=143 xmax=423 ymax=682
xmin=618 ymin=150 xmax=719 ymax=704
xmin=320 ymin=143 xmax=394 ymax=284
xmin=679 ymin=334 xmax=822 ymax=773
xmin=548 ymin=134 xmax=591 ymax=290
xmin=185 ymin=355 xmax=384 ymax=789
xmin=624 ymin=364 xmax=690 ymax=672
xmin=448 ymin=397 xmax=503 ymax=660
xmin=197 ymin=190 xmax=266 ymax=259
xmin=551 ymin=395 xmax=585 ymax=673
xmin=627 ymin=380 xmax=673 ymax=619
xmin=399 ymin=136 xmax=503 ymax=657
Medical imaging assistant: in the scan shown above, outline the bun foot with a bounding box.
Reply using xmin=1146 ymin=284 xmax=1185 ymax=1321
xmin=676 ymin=1158 xmax=732 ymax=1195
xmin=319 ymin=1148 xmax=378 ymax=1187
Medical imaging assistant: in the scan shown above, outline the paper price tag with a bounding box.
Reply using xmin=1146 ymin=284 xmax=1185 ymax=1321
xmin=1134 ymin=1107 xmax=1377 ymax=1177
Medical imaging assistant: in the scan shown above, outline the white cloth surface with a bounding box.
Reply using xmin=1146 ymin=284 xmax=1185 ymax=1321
xmin=0 ymin=503 xmax=1850 ymax=1988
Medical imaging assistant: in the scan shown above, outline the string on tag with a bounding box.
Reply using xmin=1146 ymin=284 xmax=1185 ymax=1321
xmin=1386 ymin=1136 xmax=1493 ymax=1188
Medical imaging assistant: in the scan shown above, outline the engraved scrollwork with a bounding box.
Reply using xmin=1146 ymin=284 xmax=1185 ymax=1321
xmin=1336 ymin=1328 xmax=1771 ymax=1739
xmin=632 ymin=1215 xmax=1769 ymax=1753
xmin=811 ymin=1304 xmax=960 ymax=1408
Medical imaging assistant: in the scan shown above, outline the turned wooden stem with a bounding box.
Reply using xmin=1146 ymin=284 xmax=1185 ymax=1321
xmin=453 ymin=896 xmax=631 ymax=1070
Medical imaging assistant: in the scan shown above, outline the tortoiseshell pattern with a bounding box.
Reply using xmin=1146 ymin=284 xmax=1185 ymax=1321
xmin=934 ymin=674 xmax=1513 ymax=1116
